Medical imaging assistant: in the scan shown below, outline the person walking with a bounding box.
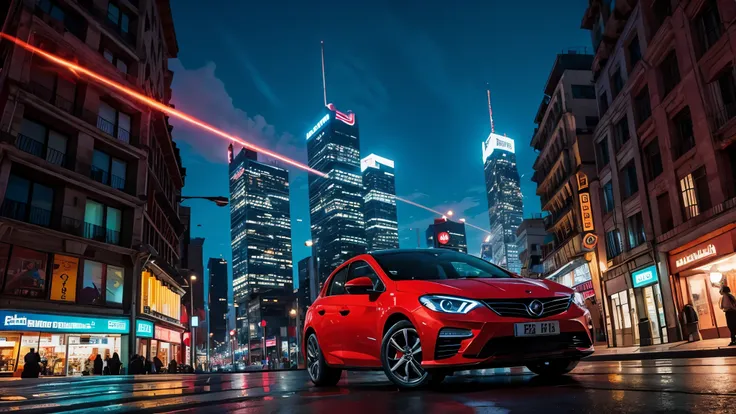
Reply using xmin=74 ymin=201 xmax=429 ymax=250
xmin=719 ymin=286 xmax=736 ymax=346
xmin=153 ymin=356 xmax=164 ymax=374
xmin=108 ymin=352 xmax=122 ymax=375
xmin=129 ymin=354 xmax=143 ymax=375
xmin=21 ymin=348 xmax=40 ymax=378
xmin=93 ymin=354 xmax=103 ymax=375
xmin=167 ymin=359 xmax=178 ymax=374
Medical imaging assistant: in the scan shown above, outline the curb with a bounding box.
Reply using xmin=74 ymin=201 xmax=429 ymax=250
xmin=584 ymin=347 xmax=736 ymax=361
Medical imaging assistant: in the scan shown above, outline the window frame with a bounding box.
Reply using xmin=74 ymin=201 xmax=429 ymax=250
xmin=326 ymin=266 xmax=349 ymax=296
xmin=346 ymin=260 xmax=385 ymax=292
xmin=626 ymin=212 xmax=646 ymax=249
xmin=602 ymin=181 xmax=615 ymax=213
xmin=620 ymin=160 xmax=639 ymax=199
xmin=596 ymin=137 xmax=610 ymax=170
xmin=643 ymin=138 xmax=663 ymax=181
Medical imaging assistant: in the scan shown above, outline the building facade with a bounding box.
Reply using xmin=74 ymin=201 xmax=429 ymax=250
xmin=207 ymin=257 xmax=228 ymax=347
xmin=0 ymin=0 xmax=185 ymax=375
xmin=483 ymin=133 xmax=524 ymax=273
xmin=426 ymin=218 xmax=467 ymax=253
xmin=582 ymin=0 xmax=736 ymax=346
xmin=229 ymin=146 xmax=292 ymax=303
xmin=529 ymin=50 xmax=605 ymax=340
xmin=361 ymin=154 xmax=399 ymax=252
xmin=306 ymin=105 xmax=366 ymax=283
xmin=516 ymin=217 xmax=547 ymax=278
xmin=297 ymin=256 xmax=317 ymax=306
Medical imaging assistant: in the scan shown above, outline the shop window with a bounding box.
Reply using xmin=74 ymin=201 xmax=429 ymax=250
xmin=605 ymin=229 xmax=623 ymax=259
xmin=620 ymin=160 xmax=639 ymax=199
xmin=627 ymin=212 xmax=646 ymax=248
xmin=596 ymin=138 xmax=610 ymax=169
xmin=3 ymin=246 xmax=49 ymax=298
xmin=79 ymin=260 xmax=124 ymax=306
xmin=672 ymin=107 xmax=695 ymax=159
xmin=657 ymin=192 xmax=674 ymax=233
xmin=602 ymin=181 xmax=615 ymax=213
xmin=644 ymin=139 xmax=663 ymax=180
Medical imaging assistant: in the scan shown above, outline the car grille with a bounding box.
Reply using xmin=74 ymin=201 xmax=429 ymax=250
xmin=434 ymin=337 xmax=463 ymax=360
xmin=483 ymin=296 xmax=571 ymax=319
xmin=470 ymin=331 xmax=592 ymax=359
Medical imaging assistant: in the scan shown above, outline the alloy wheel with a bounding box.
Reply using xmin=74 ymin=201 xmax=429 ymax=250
xmin=307 ymin=335 xmax=320 ymax=381
xmin=385 ymin=327 xmax=426 ymax=385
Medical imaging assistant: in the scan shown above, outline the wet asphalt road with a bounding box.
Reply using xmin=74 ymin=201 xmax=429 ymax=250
xmin=0 ymin=358 xmax=734 ymax=413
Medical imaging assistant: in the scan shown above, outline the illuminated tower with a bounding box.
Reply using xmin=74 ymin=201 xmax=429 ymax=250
xmin=306 ymin=42 xmax=366 ymax=283
xmin=362 ymin=154 xmax=399 ymax=251
xmin=483 ymin=90 xmax=524 ymax=273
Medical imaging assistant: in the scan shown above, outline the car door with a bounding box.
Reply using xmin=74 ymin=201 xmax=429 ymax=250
xmin=313 ymin=267 xmax=348 ymax=365
xmin=337 ymin=260 xmax=385 ymax=367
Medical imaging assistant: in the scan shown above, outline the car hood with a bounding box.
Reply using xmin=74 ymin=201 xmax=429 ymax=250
xmin=395 ymin=277 xmax=572 ymax=299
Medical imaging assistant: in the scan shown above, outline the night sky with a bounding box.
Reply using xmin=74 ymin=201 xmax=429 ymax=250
xmin=169 ymin=0 xmax=590 ymax=286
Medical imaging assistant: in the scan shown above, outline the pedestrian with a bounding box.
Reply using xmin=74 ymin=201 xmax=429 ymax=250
xmin=129 ymin=354 xmax=143 ymax=375
xmin=144 ymin=357 xmax=152 ymax=374
xmin=108 ymin=352 xmax=122 ymax=375
xmin=21 ymin=348 xmax=40 ymax=378
xmin=718 ymin=285 xmax=736 ymax=346
xmin=168 ymin=359 xmax=177 ymax=374
xmin=681 ymin=303 xmax=700 ymax=342
xmin=153 ymin=356 xmax=164 ymax=374
xmin=93 ymin=354 xmax=103 ymax=375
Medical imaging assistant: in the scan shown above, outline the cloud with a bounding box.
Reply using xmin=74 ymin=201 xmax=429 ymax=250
xmin=168 ymin=59 xmax=303 ymax=165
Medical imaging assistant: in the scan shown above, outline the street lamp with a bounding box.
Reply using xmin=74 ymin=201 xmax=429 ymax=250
xmin=179 ymin=196 xmax=229 ymax=207
xmin=189 ymin=274 xmax=197 ymax=370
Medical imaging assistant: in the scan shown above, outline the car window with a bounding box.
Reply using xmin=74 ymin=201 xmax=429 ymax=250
xmin=327 ymin=267 xmax=348 ymax=296
xmin=373 ymin=250 xmax=512 ymax=281
xmin=347 ymin=260 xmax=384 ymax=291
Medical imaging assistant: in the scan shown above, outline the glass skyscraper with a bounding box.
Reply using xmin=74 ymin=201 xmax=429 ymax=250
xmin=229 ymin=145 xmax=293 ymax=303
xmin=483 ymin=133 xmax=524 ymax=274
xmin=361 ymin=154 xmax=399 ymax=251
xmin=306 ymin=105 xmax=367 ymax=283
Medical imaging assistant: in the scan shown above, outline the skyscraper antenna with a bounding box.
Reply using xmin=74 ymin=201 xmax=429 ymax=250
xmin=486 ymin=83 xmax=495 ymax=134
xmin=321 ymin=41 xmax=328 ymax=107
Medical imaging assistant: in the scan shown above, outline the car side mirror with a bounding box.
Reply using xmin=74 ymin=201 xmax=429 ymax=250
xmin=345 ymin=277 xmax=376 ymax=294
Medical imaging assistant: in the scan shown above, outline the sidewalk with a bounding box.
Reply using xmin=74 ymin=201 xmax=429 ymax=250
xmin=585 ymin=337 xmax=736 ymax=361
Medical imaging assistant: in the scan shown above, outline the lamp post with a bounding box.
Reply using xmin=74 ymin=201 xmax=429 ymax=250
xmin=189 ymin=275 xmax=197 ymax=370
xmin=290 ymin=304 xmax=299 ymax=369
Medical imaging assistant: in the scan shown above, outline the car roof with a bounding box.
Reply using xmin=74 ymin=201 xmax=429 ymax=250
xmin=369 ymin=248 xmax=467 ymax=257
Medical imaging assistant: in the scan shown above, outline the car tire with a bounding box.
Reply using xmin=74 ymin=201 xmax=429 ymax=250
xmin=306 ymin=333 xmax=342 ymax=386
xmin=381 ymin=320 xmax=430 ymax=390
xmin=526 ymin=359 xmax=579 ymax=376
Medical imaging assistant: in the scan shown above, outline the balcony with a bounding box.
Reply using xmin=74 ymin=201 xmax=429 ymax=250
xmin=83 ymin=222 xmax=120 ymax=245
xmin=26 ymin=81 xmax=75 ymax=115
xmin=0 ymin=199 xmax=52 ymax=227
xmin=90 ymin=165 xmax=126 ymax=191
xmin=656 ymin=196 xmax=736 ymax=243
xmin=708 ymin=100 xmax=736 ymax=133
xmin=14 ymin=134 xmax=70 ymax=169
xmin=95 ymin=116 xmax=131 ymax=144
xmin=79 ymin=1 xmax=137 ymax=48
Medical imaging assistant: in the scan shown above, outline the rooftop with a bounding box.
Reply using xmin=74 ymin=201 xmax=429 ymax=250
xmin=541 ymin=50 xmax=594 ymax=96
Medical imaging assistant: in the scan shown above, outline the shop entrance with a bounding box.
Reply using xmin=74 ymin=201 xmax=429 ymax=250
xmin=610 ymin=290 xmax=639 ymax=346
xmin=640 ymin=284 xmax=668 ymax=345
xmin=681 ymin=273 xmax=732 ymax=339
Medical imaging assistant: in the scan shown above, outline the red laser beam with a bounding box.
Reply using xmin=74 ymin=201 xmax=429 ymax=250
xmin=1 ymin=33 xmax=491 ymax=235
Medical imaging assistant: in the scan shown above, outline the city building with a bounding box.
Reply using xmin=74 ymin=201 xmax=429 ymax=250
xmin=582 ymin=0 xmax=736 ymax=345
xmin=241 ymin=292 xmax=296 ymax=366
xmin=297 ymin=256 xmax=318 ymax=305
xmin=361 ymin=154 xmax=399 ymax=252
xmin=529 ymin=49 xmax=604 ymax=340
xmin=207 ymin=258 xmax=228 ymax=348
xmin=516 ymin=217 xmax=547 ymax=278
xmin=426 ymin=218 xmax=467 ymax=253
xmin=482 ymin=102 xmax=524 ymax=273
xmin=228 ymin=145 xmax=292 ymax=303
xmin=306 ymin=105 xmax=366 ymax=283
xmin=0 ymin=0 xmax=185 ymax=375
xmin=480 ymin=237 xmax=493 ymax=262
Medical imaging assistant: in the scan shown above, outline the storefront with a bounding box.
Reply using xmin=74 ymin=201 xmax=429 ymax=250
xmin=630 ymin=265 xmax=668 ymax=345
xmin=135 ymin=319 xmax=182 ymax=366
xmin=0 ymin=310 xmax=129 ymax=376
xmin=669 ymin=229 xmax=736 ymax=339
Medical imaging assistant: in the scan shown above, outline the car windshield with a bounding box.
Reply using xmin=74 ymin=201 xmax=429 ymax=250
xmin=372 ymin=250 xmax=513 ymax=281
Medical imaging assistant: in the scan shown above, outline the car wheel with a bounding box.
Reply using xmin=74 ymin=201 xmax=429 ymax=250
xmin=526 ymin=359 xmax=579 ymax=376
xmin=381 ymin=320 xmax=430 ymax=390
xmin=306 ymin=333 xmax=342 ymax=386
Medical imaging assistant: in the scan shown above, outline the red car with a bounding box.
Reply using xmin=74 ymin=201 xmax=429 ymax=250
xmin=303 ymin=249 xmax=594 ymax=389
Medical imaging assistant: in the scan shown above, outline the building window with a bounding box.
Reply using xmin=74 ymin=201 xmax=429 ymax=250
xmin=599 ymin=92 xmax=609 ymax=117
xmin=106 ymin=3 xmax=130 ymax=35
xmin=709 ymin=67 xmax=736 ymax=130
xmin=84 ymin=200 xmax=122 ymax=245
xmin=653 ymin=0 xmax=673 ymax=31
xmin=628 ymin=35 xmax=642 ymax=69
xmin=596 ymin=138 xmax=610 ymax=170
xmin=97 ymin=102 xmax=132 ymax=143
xmin=106 ymin=265 xmax=124 ymax=305
xmin=102 ymin=48 xmax=128 ymax=74
xmin=0 ymin=175 xmax=54 ymax=227
xmin=602 ymin=181 xmax=615 ymax=213
xmin=18 ymin=119 xmax=68 ymax=167
xmin=605 ymin=229 xmax=623 ymax=259
xmin=614 ymin=116 xmax=630 ymax=150
xmin=660 ymin=51 xmax=681 ymax=97
xmin=679 ymin=167 xmax=711 ymax=220
xmin=694 ymin=0 xmax=722 ymax=56
xmin=3 ymin=246 xmax=48 ymax=298
xmin=627 ymin=212 xmax=646 ymax=249
xmin=80 ymin=260 xmax=104 ymax=305
xmin=620 ymin=161 xmax=639 ymax=199
xmin=672 ymin=107 xmax=695 ymax=159
xmin=634 ymin=86 xmax=652 ymax=126
xmin=657 ymin=193 xmax=674 ymax=233
xmin=610 ymin=68 xmax=624 ymax=99
xmin=643 ymin=139 xmax=663 ymax=180
xmin=571 ymin=85 xmax=596 ymax=99
xmin=37 ymin=0 xmax=65 ymax=22
xmin=91 ymin=150 xmax=127 ymax=191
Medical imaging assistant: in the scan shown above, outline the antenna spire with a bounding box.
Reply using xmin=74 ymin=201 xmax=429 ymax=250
xmin=486 ymin=83 xmax=495 ymax=134
xmin=321 ymin=41 xmax=328 ymax=107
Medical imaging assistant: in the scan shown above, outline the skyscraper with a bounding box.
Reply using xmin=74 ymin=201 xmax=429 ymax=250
xmin=426 ymin=218 xmax=467 ymax=253
xmin=362 ymin=154 xmax=399 ymax=251
xmin=306 ymin=105 xmax=366 ymax=283
xmin=208 ymin=258 xmax=229 ymax=345
xmin=229 ymin=145 xmax=293 ymax=303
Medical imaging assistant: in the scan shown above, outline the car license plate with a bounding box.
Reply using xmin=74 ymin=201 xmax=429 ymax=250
xmin=514 ymin=321 xmax=560 ymax=337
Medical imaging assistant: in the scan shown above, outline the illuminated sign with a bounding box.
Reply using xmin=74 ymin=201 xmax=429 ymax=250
xmin=582 ymin=233 xmax=598 ymax=251
xmin=0 ymin=310 xmax=129 ymax=334
xmin=574 ymin=280 xmax=595 ymax=298
xmin=155 ymin=325 xmax=182 ymax=344
xmin=577 ymin=172 xmax=589 ymax=191
xmin=438 ymin=232 xmax=450 ymax=245
xmin=192 ymin=316 xmax=199 ymax=327
xmin=306 ymin=114 xmax=330 ymax=140
xmin=230 ymin=167 xmax=245 ymax=182
xmin=361 ymin=154 xmax=395 ymax=172
xmin=50 ymin=255 xmax=78 ymax=302
xmin=136 ymin=319 xmax=154 ymax=338
xmin=631 ymin=265 xmax=658 ymax=288
xmin=482 ymin=133 xmax=515 ymax=163
xmin=327 ymin=103 xmax=355 ymax=126
xmin=675 ymin=244 xmax=716 ymax=268
xmin=579 ymin=193 xmax=594 ymax=232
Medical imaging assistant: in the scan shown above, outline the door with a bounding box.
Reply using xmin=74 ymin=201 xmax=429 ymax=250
xmin=311 ymin=267 xmax=348 ymax=365
xmin=338 ymin=260 xmax=384 ymax=367
xmin=642 ymin=286 xmax=662 ymax=345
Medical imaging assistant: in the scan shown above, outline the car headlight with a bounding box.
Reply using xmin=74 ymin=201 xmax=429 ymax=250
xmin=419 ymin=295 xmax=481 ymax=314
xmin=572 ymin=292 xmax=585 ymax=307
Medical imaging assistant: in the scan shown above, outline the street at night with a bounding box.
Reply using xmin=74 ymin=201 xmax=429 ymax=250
xmin=1 ymin=358 xmax=735 ymax=413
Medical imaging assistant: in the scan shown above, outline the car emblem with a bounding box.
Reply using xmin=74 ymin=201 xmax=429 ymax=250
xmin=528 ymin=300 xmax=544 ymax=317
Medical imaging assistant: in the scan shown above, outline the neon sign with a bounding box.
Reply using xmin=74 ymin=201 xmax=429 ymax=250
xmin=327 ymin=103 xmax=355 ymax=126
xmin=631 ymin=265 xmax=657 ymax=288
xmin=306 ymin=114 xmax=329 ymax=140
xmin=438 ymin=232 xmax=450 ymax=245
xmin=676 ymin=244 xmax=716 ymax=268
xmin=482 ymin=133 xmax=515 ymax=163
xmin=0 ymin=310 xmax=130 ymax=334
